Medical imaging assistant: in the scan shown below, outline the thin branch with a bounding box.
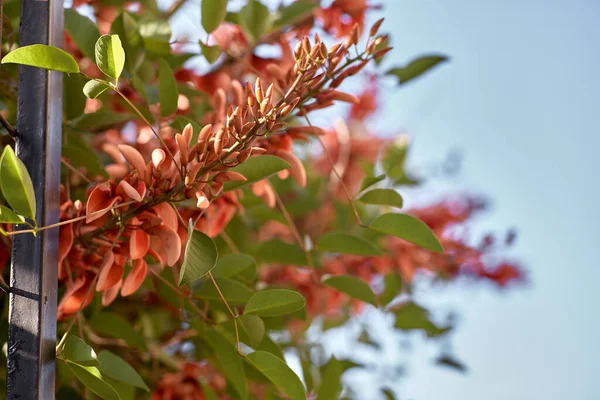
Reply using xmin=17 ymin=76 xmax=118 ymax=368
xmin=220 ymin=231 xmax=240 ymax=254
xmin=61 ymin=157 xmax=93 ymax=184
xmin=208 ymin=271 xmax=240 ymax=352
xmin=0 ymin=113 xmax=16 ymax=137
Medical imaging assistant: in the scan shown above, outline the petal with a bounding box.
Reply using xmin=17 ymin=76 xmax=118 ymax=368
xmin=58 ymin=224 xmax=74 ymax=280
xmin=152 ymin=225 xmax=181 ymax=266
xmin=207 ymin=205 xmax=236 ymax=238
xmin=57 ymin=275 xmax=93 ymax=320
xmin=116 ymin=180 xmax=143 ymax=202
xmin=118 ymin=144 xmax=146 ymax=182
xmin=130 ymin=228 xmax=150 ymax=260
xmin=96 ymin=251 xmax=124 ymax=291
xmin=86 ymin=182 xmax=119 ymax=223
xmin=152 ymin=148 xmax=166 ymax=169
xmin=274 ymin=150 xmax=306 ymax=187
xmin=105 ymin=163 xmax=130 ymax=180
xmin=102 ymin=279 xmax=122 ymax=306
xmin=121 ymin=259 xmax=148 ymax=296
xmin=153 ymin=202 xmax=179 ymax=231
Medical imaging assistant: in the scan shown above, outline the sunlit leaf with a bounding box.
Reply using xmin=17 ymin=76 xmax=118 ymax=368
xmin=223 ymin=155 xmax=290 ymax=191
xmin=83 ymin=79 xmax=110 ymax=99
xmin=386 ymin=54 xmax=448 ymax=85
xmin=63 ymin=336 xmax=99 ymax=367
xmin=316 ymin=232 xmax=381 ymax=256
xmin=111 ymin=12 xmax=145 ymax=75
xmin=1 ymin=44 xmax=80 ymax=73
xmin=359 ymin=188 xmax=403 ymax=208
xmin=322 ymin=275 xmax=377 ymax=306
xmin=0 ymin=146 xmax=36 ymax=220
xmin=64 ymin=361 xmax=120 ymax=400
xmin=202 ymin=0 xmax=228 ymax=34
xmin=65 ymin=8 xmax=101 ymax=60
xmin=244 ymin=289 xmax=305 ymax=317
xmin=205 ymin=329 xmax=248 ymax=400
xmin=360 ymin=174 xmax=386 ymax=192
xmin=98 ymin=350 xmax=150 ymax=391
xmin=369 ymin=213 xmax=443 ymax=253
xmin=179 ymin=221 xmax=218 ymax=286
xmin=0 ymin=205 xmax=24 ymax=224
xmin=246 ymin=351 xmax=306 ymax=400
xmin=95 ymin=34 xmax=125 ymax=79
xmin=158 ymin=58 xmax=178 ymax=117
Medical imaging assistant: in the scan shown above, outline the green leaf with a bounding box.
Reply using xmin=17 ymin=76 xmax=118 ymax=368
xmin=436 ymin=355 xmax=468 ymax=373
xmin=95 ymin=34 xmax=126 ymax=79
xmin=246 ymin=351 xmax=306 ymax=400
xmin=239 ymin=0 xmax=271 ymax=43
xmin=381 ymin=388 xmax=396 ymax=400
xmin=322 ymin=275 xmax=377 ymax=306
xmin=83 ymin=79 xmax=110 ymax=99
xmin=212 ymin=253 xmax=256 ymax=282
xmin=71 ymin=111 xmax=136 ymax=130
xmin=158 ymin=58 xmax=178 ymax=117
xmin=386 ymin=55 xmax=448 ymax=85
xmin=360 ymin=174 xmax=385 ymax=192
xmin=88 ymin=312 xmax=146 ymax=349
xmin=256 ymin=239 xmax=308 ymax=267
xmin=393 ymin=301 xmax=451 ymax=337
xmin=369 ymin=213 xmax=443 ymax=253
xmin=1 ymin=44 xmax=79 ymax=73
xmin=195 ymin=278 xmax=254 ymax=305
xmin=273 ymin=1 xmax=318 ymax=29
xmin=256 ymin=335 xmax=284 ymax=360
xmin=104 ymin=377 xmax=136 ymax=400
xmin=201 ymin=382 xmax=219 ymax=400
xmin=359 ymin=188 xmax=403 ymax=208
xmin=245 ymin=289 xmax=305 ymax=317
xmin=64 ymin=361 xmax=120 ymax=400
xmin=202 ymin=0 xmax=228 ymax=34
xmin=316 ymin=232 xmax=381 ymax=256
xmin=317 ymin=357 xmax=343 ymax=400
xmin=179 ymin=221 xmax=218 ymax=286
xmin=205 ymin=329 xmax=248 ymax=400
xmin=64 ymin=9 xmax=101 ymax=60
xmin=111 ymin=12 xmax=145 ymax=75
xmin=239 ymin=314 xmax=265 ymax=348
xmin=379 ymin=273 xmax=403 ymax=306
xmin=139 ymin=20 xmax=172 ymax=55
xmin=0 ymin=205 xmax=25 ymax=224
xmin=200 ymin=41 xmax=222 ymax=64
xmin=0 ymin=146 xmax=36 ymax=220
xmin=64 ymin=73 xmax=87 ymax=120
xmin=63 ymin=336 xmax=99 ymax=366
xmin=97 ymin=351 xmax=150 ymax=391
xmin=223 ymin=155 xmax=290 ymax=191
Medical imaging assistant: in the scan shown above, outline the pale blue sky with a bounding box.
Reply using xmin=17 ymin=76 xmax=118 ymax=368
xmin=373 ymin=1 xmax=599 ymax=399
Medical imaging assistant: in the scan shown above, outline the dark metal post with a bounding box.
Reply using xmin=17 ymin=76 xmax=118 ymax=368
xmin=7 ymin=0 xmax=63 ymax=397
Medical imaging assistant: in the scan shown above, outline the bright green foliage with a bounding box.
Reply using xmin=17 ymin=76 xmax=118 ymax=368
xmin=359 ymin=188 xmax=404 ymax=208
xmin=322 ymin=275 xmax=378 ymax=306
xmin=246 ymin=351 xmax=306 ymax=400
xmin=158 ymin=58 xmax=178 ymax=117
xmin=202 ymin=0 xmax=228 ymax=34
xmin=200 ymin=41 xmax=222 ymax=64
xmin=64 ymin=361 xmax=120 ymax=400
xmin=83 ymin=79 xmax=110 ymax=99
xmin=387 ymin=55 xmax=448 ymax=85
xmin=369 ymin=213 xmax=444 ymax=253
xmin=0 ymin=205 xmax=24 ymax=224
xmin=0 ymin=146 xmax=36 ymax=220
xmin=95 ymin=34 xmax=126 ymax=79
xmin=65 ymin=9 xmax=101 ymax=60
xmin=63 ymin=336 xmax=100 ymax=367
xmin=179 ymin=221 xmax=219 ymax=285
xmin=239 ymin=0 xmax=271 ymax=43
xmin=244 ymin=289 xmax=306 ymax=317
xmin=317 ymin=232 xmax=382 ymax=256
xmin=97 ymin=351 xmax=150 ymax=391
xmin=0 ymin=44 xmax=80 ymax=73
xmin=317 ymin=357 xmax=343 ymax=400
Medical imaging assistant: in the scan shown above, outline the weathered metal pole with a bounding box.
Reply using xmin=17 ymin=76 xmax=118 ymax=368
xmin=7 ymin=0 xmax=63 ymax=397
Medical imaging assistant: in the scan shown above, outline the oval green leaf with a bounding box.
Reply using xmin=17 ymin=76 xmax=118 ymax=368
xmin=1 ymin=44 xmax=80 ymax=73
xmin=63 ymin=336 xmax=99 ymax=366
xmin=386 ymin=54 xmax=448 ymax=86
xmin=97 ymin=350 xmax=149 ymax=391
xmin=256 ymin=239 xmax=308 ymax=266
xmin=0 ymin=146 xmax=36 ymax=220
xmin=359 ymin=188 xmax=404 ymax=208
xmin=88 ymin=311 xmax=146 ymax=349
xmin=202 ymin=0 xmax=228 ymax=34
xmin=65 ymin=8 xmax=101 ymax=60
xmin=246 ymin=351 xmax=306 ymax=400
xmin=368 ymin=213 xmax=444 ymax=253
xmin=212 ymin=253 xmax=256 ymax=282
xmin=360 ymin=174 xmax=386 ymax=192
xmin=83 ymin=79 xmax=110 ymax=99
xmin=316 ymin=357 xmax=343 ymax=400
xmin=179 ymin=221 xmax=219 ymax=286
xmin=239 ymin=0 xmax=271 ymax=43
xmin=200 ymin=41 xmax=222 ymax=64
xmin=195 ymin=277 xmax=254 ymax=305
xmin=316 ymin=232 xmax=381 ymax=256
xmin=158 ymin=58 xmax=178 ymax=117
xmin=65 ymin=361 xmax=120 ymax=400
xmin=223 ymin=155 xmax=290 ymax=191
xmin=245 ymin=289 xmax=306 ymax=317
xmin=322 ymin=275 xmax=377 ymax=306
xmin=0 ymin=205 xmax=25 ymax=224
xmin=95 ymin=34 xmax=125 ymax=79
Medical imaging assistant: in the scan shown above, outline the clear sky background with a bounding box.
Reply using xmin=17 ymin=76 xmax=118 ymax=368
xmin=166 ymin=0 xmax=599 ymax=398
xmin=371 ymin=1 xmax=599 ymax=399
